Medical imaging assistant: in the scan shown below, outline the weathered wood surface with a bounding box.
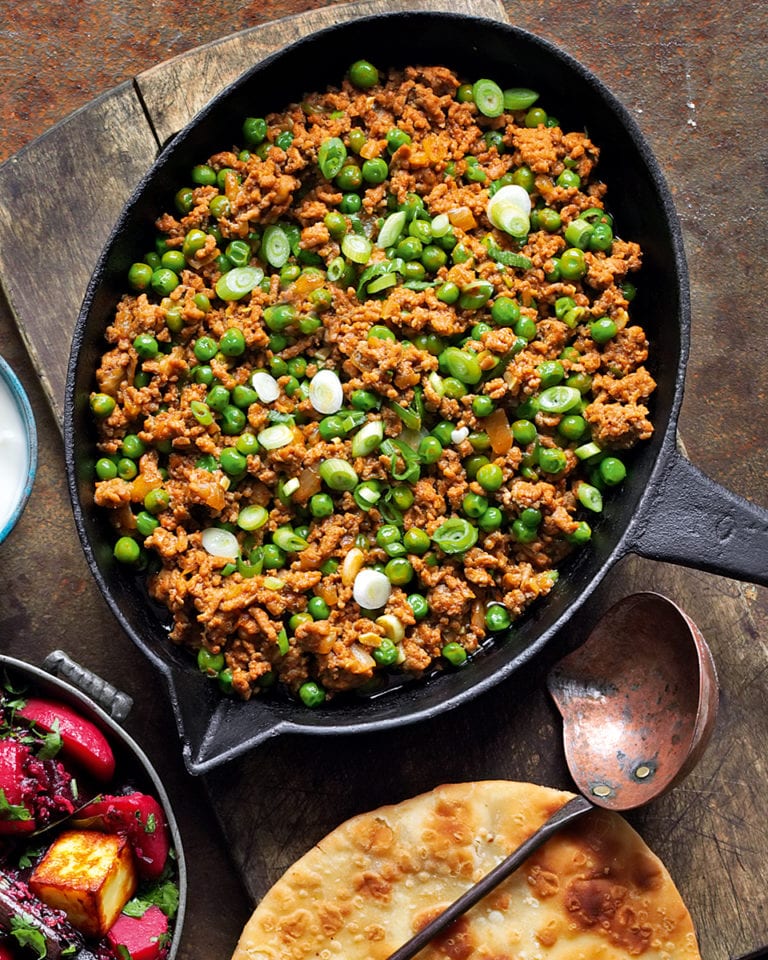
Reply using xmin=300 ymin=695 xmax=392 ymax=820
xmin=0 ymin=1 xmax=766 ymax=959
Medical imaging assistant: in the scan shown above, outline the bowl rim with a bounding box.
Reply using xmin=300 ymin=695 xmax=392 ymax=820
xmin=0 ymin=354 xmax=38 ymax=544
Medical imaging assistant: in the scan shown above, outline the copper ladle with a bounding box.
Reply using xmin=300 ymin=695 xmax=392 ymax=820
xmin=387 ymin=592 xmax=719 ymax=960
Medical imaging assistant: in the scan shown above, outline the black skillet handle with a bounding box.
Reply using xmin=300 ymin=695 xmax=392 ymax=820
xmin=630 ymin=447 xmax=768 ymax=587
xmin=43 ymin=650 xmax=134 ymax=723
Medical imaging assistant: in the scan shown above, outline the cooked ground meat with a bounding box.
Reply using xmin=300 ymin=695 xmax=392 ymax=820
xmin=90 ymin=64 xmax=653 ymax=704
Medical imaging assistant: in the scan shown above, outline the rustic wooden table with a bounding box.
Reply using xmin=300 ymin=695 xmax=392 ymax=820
xmin=0 ymin=2 xmax=766 ymax=958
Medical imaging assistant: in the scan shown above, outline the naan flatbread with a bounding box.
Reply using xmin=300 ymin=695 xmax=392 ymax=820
xmin=232 ymin=781 xmax=700 ymax=960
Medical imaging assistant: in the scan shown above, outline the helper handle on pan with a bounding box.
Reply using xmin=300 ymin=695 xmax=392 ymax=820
xmin=385 ymin=796 xmax=594 ymax=960
xmin=43 ymin=650 xmax=134 ymax=723
xmin=630 ymin=448 xmax=768 ymax=587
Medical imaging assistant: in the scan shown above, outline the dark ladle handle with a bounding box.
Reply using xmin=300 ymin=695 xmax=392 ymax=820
xmin=631 ymin=447 xmax=768 ymax=587
xmin=384 ymin=795 xmax=593 ymax=960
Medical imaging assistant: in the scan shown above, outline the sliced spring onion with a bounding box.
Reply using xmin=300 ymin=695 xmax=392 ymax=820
xmin=487 ymin=184 xmax=531 ymax=237
xmin=575 ymin=441 xmax=603 ymax=461
xmin=215 ymin=266 xmax=264 ymax=301
xmin=351 ymin=419 xmax=384 ymax=457
xmin=262 ymin=225 xmax=291 ymax=268
xmin=319 ymin=458 xmax=359 ymax=491
xmin=281 ymin=477 xmax=300 ymax=498
xmin=201 ymin=527 xmax=240 ymax=558
xmin=237 ymin=504 xmax=269 ymax=531
xmin=263 ymin=576 xmax=285 ymax=590
xmin=577 ymin=482 xmax=604 ymax=513
xmin=317 ymin=137 xmax=347 ymax=180
xmin=472 ymin=78 xmax=505 ymax=117
xmin=389 ymin=400 xmax=422 ymax=431
xmin=190 ymin=400 xmax=213 ymax=425
xmin=273 ymin=526 xmax=309 ymax=552
xmin=250 ymin=371 xmax=280 ymax=403
xmin=441 ymin=347 xmax=482 ymax=385
xmin=257 ymin=423 xmax=294 ymax=450
xmin=367 ymin=272 xmax=398 ymax=294
xmin=502 ymin=87 xmax=539 ymax=111
xmin=538 ymin=385 xmax=582 ymax=414
xmin=353 ymin=568 xmax=392 ymax=610
xmin=430 ymin=213 xmax=451 ymax=237
xmin=353 ymin=480 xmax=382 ymax=509
xmin=376 ymin=211 xmax=407 ymax=248
xmin=341 ymin=233 xmax=373 ymax=264
xmin=309 ymin=369 xmax=344 ymax=414
xmin=427 ymin=371 xmax=445 ymax=397
xmin=376 ymin=613 xmax=405 ymax=643
xmin=431 ymin=517 xmax=479 ymax=554
xmin=484 ymin=237 xmax=533 ymax=270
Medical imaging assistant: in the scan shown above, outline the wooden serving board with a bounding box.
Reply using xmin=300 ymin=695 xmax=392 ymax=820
xmin=1 ymin=3 xmax=766 ymax=958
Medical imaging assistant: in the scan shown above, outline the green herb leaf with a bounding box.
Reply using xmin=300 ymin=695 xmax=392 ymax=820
xmin=123 ymin=879 xmax=180 ymax=920
xmin=0 ymin=788 xmax=32 ymax=823
xmin=483 ymin=236 xmax=533 ymax=270
xmin=10 ymin=916 xmax=46 ymax=959
xmin=37 ymin=719 xmax=62 ymax=760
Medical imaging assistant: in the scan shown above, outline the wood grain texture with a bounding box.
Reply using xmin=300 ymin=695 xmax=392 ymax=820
xmin=137 ymin=0 xmax=507 ymax=147
xmin=0 ymin=83 xmax=158 ymax=424
xmin=0 ymin=1 xmax=766 ymax=958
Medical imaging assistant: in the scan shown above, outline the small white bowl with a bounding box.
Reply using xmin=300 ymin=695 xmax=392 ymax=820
xmin=0 ymin=355 xmax=37 ymax=544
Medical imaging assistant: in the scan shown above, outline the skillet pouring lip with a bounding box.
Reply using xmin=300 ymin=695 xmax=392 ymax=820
xmin=63 ymin=12 xmax=689 ymax=773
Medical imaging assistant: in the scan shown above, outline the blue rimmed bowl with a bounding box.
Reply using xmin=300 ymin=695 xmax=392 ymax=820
xmin=0 ymin=354 xmax=37 ymax=544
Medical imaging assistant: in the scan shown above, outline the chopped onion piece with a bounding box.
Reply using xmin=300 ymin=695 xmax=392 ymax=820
xmin=451 ymin=426 xmax=469 ymax=444
xmin=353 ymin=569 xmax=392 ymax=610
xmin=201 ymin=527 xmax=239 ymax=559
xmin=257 ymin=423 xmax=294 ymax=449
xmin=250 ymin=371 xmax=280 ymax=403
xmin=309 ymin=369 xmax=344 ymax=414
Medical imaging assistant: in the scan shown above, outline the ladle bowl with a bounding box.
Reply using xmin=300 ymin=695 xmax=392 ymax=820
xmin=386 ymin=592 xmax=719 ymax=960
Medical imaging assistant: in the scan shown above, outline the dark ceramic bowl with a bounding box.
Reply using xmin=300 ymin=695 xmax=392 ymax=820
xmin=64 ymin=12 xmax=768 ymax=773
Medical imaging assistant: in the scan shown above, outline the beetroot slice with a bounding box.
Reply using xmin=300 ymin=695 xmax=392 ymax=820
xmin=0 ymin=740 xmax=35 ymax=834
xmin=107 ymin=905 xmax=169 ymax=960
xmin=72 ymin=793 xmax=170 ymax=880
xmin=17 ymin=698 xmax=115 ymax=782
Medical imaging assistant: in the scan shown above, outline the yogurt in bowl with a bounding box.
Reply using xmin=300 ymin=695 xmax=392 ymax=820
xmin=0 ymin=355 xmax=37 ymax=543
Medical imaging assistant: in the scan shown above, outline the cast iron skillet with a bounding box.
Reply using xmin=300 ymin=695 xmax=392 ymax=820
xmin=64 ymin=13 xmax=768 ymax=775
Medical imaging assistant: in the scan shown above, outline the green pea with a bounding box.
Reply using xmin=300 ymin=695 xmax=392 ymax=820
xmin=418 ymin=435 xmax=443 ymax=464
xmin=442 ymin=641 xmax=468 ymax=666
xmin=299 ymin=681 xmax=326 ymax=707
xmin=458 ymin=280 xmax=494 ymax=311
xmin=512 ymin=519 xmax=538 ymax=542
xmin=567 ymin=521 xmax=592 ymax=544
xmin=436 ymin=281 xmax=460 ymax=304
xmin=472 ymin=395 xmax=494 ymax=418
xmin=350 ymin=389 xmax=379 ymax=411
xmin=485 ymin=603 xmax=511 ymax=631
xmin=287 ymin=356 xmax=307 ymax=378
xmin=135 ymin=511 xmax=160 ymax=538
xmin=524 ymin=107 xmax=547 ymax=128
xmin=468 ymin=431 xmax=490 ymax=451
xmin=262 ymin=543 xmax=286 ymax=570
xmin=462 ymin=492 xmax=489 ymax=518
xmin=193 ymin=293 xmax=211 ymax=313
xmin=537 ymin=360 xmax=565 ymax=388
xmin=318 ymin=414 xmax=347 ymax=441
xmin=339 ymin=193 xmax=362 ymax=214
xmin=566 ymin=372 xmax=593 ymax=394
xmin=403 ymin=528 xmax=431 ymax=555
xmin=386 ymin=127 xmax=411 ymax=153
xmin=194 ymin=337 xmax=218 ymax=362
xmin=476 ymin=462 xmax=503 ymax=492
xmin=116 ymin=458 xmax=137 ymax=480
xmin=231 ymin=385 xmax=259 ymax=409
xmin=128 ymin=262 xmax=153 ymax=291
xmin=206 ymin=385 xmax=230 ymax=412
xmin=514 ymin=316 xmax=538 ymax=341
xmin=242 ymin=116 xmax=267 ymax=146
xmin=193 ymin=364 xmax=214 ymax=386
xmin=144 ymin=488 xmax=170 ymax=514
xmin=538 ymin=208 xmax=562 ymax=232
xmin=599 ymin=456 xmax=627 ymax=485
xmin=376 ymin=524 xmax=402 ymax=548
xmin=90 ymin=393 xmax=116 ymax=418
xmin=443 ymin=377 xmax=467 ymax=399
xmin=348 ymin=59 xmax=379 ymax=89
xmin=556 ymin=169 xmax=581 ymax=189
xmin=113 ymin=536 xmax=141 ymax=564
xmin=512 ymin=165 xmax=534 ymax=191
xmin=275 ymin=130 xmax=294 ymax=151
xmin=221 ymin=405 xmax=247 ymax=435
xmin=95 ymin=457 xmax=117 ymax=480
xmin=324 ymin=210 xmax=347 ymax=240
xmin=307 ymin=596 xmax=331 ymax=620
xmin=384 ymin=557 xmax=413 ymax=586
xmin=373 ymin=638 xmax=399 ymax=667
xmin=538 ymin=446 xmax=568 ymax=474
xmin=431 ymin=421 xmax=454 ymax=446
xmin=590 ymin=318 xmax=618 ymax=343
xmin=263 ymin=303 xmax=297 ymax=332
xmin=483 ymin=130 xmax=505 ymax=153
xmin=191 ymin=163 xmax=217 ymax=186
xmin=121 ymin=434 xmax=145 ymax=460
xmin=465 ymin=454 xmax=489 ymax=480
xmin=490 ymin=297 xmax=520 ymax=326
xmin=391 ymin=486 xmax=414 ymax=511
xmin=368 ymin=324 xmax=396 ymax=342
xmin=208 ymin=194 xmax=231 ymax=218
xmin=335 ymin=163 xmax=363 ymax=191
xmin=150 ymin=268 xmax=179 ymax=297
xmin=219 ymin=448 xmax=247 ymax=475
xmin=471 ymin=323 xmax=492 ymax=341
xmin=559 ymin=248 xmax=586 ymax=280
xmin=310 ymin=493 xmax=334 ymax=518
xmin=175 ymin=187 xmax=194 ymax=214
xmin=219 ymin=327 xmax=246 ymax=357
xmin=421 ymin=245 xmax=447 ymax=272
xmin=362 ymin=157 xmax=388 ymax=183
xmin=478 ymin=506 xmax=503 ymax=532
xmin=395 ymin=236 xmax=423 ymax=261
xmin=406 ymin=593 xmax=428 ymax=620
xmin=558 ymin=414 xmax=587 ymax=440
